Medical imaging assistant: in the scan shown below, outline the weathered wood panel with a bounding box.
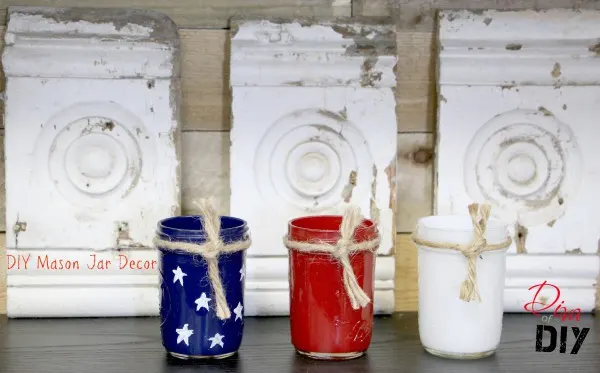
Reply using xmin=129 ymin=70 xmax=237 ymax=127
xmin=351 ymin=0 xmax=388 ymax=17
xmin=181 ymin=132 xmax=230 ymax=215
xmin=0 ymin=1 xmax=341 ymax=28
xmin=180 ymin=30 xmax=230 ymax=132
xmin=395 ymin=31 xmax=436 ymax=132
xmin=394 ymin=233 xmax=418 ymax=312
xmin=397 ymin=133 xmax=433 ymax=232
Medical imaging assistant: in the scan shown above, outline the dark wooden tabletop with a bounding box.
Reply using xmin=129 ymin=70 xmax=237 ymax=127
xmin=0 ymin=313 xmax=598 ymax=373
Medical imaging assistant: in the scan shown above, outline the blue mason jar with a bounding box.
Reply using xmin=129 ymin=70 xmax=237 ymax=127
xmin=156 ymin=215 xmax=249 ymax=359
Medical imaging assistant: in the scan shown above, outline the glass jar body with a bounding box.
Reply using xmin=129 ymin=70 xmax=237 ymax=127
xmin=287 ymin=215 xmax=378 ymax=360
xmin=156 ymin=215 xmax=249 ymax=359
xmin=415 ymin=215 xmax=509 ymax=359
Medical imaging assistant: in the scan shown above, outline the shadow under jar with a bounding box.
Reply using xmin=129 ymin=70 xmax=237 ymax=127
xmin=155 ymin=215 xmax=249 ymax=360
xmin=286 ymin=215 xmax=378 ymax=360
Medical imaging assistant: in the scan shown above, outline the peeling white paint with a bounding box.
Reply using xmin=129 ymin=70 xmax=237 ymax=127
xmin=3 ymin=7 xmax=181 ymax=317
xmin=436 ymin=9 xmax=600 ymax=313
xmin=3 ymin=7 xmax=178 ymax=79
xmin=229 ymin=19 xmax=397 ymax=315
xmin=8 ymin=13 xmax=155 ymax=37
xmin=439 ymin=9 xmax=600 ymax=86
xmin=230 ymin=19 xmax=396 ymax=88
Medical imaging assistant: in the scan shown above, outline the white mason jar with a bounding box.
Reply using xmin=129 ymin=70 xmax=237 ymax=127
xmin=413 ymin=212 xmax=510 ymax=359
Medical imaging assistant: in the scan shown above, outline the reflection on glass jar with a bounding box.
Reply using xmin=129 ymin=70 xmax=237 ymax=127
xmin=286 ymin=214 xmax=379 ymax=360
xmin=155 ymin=214 xmax=250 ymax=360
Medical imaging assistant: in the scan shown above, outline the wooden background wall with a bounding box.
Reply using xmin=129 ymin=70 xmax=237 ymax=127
xmin=1 ymin=0 xmax=598 ymax=315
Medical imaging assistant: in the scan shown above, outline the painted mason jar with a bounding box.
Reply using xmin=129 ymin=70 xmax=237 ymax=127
xmin=284 ymin=210 xmax=379 ymax=360
xmin=155 ymin=213 xmax=250 ymax=359
xmin=412 ymin=204 xmax=511 ymax=359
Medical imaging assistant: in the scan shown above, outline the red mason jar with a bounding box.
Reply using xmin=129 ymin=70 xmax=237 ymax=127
xmin=286 ymin=215 xmax=378 ymax=360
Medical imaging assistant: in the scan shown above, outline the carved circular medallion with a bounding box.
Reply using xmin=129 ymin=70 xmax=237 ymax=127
xmin=463 ymin=109 xmax=582 ymax=227
xmin=254 ymin=109 xmax=372 ymax=212
xmin=34 ymin=102 xmax=151 ymax=211
xmin=50 ymin=117 xmax=141 ymax=198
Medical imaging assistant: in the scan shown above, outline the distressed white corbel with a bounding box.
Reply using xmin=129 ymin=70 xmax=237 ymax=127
xmin=229 ymin=18 xmax=398 ymax=314
xmin=3 ymin=7 xmax=181 ymax=317
xmin=437 ymin=9 xmax=600 ymax=312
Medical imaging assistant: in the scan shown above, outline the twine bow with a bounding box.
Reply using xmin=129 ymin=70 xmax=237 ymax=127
xmin=283 ymin=205 xmax=381 ymax=309
xmin=153 ymin=199 xmax=251 ymax=320
xmin=411 ymin=203 xmax=512 ymax=302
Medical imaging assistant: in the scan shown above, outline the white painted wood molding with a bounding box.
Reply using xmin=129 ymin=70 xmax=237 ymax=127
xmin=229 ymin=18 xmax=398 ymax=314
xmin=437 ymin=9 xmax=600 ymax=312
xmin=6 ymin=249 xmax=394 ymax=317
xmin=3 ymin=7 xmax=181 ymax=317
xmin=504 ymin=254 xmax=599 ymax=312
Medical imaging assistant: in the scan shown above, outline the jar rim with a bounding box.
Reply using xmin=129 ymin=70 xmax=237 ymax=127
xmin=157 ymin=215 xmax=247 ymax=235
xmin=417 ymin=215 xmax=508 ymax=234
xmin=288 ymin=215 xmax=376 ymax=233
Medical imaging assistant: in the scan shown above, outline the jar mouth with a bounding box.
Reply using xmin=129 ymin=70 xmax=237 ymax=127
xmin=158 ymin=215 xmax=247 ymax=235
xmin=417 ymin=215 xmax=507 ymax=233
xmin=289 ymin=215 xmax=376 ymax=233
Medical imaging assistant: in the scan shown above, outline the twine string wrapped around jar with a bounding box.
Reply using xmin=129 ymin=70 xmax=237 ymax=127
xmin=283 ymin=205 xmax=381 ymax=309
xmin=411 ymin=203 xmax=512 ymax=302
xmin=153 ymin=198 xmax=251 ymax=320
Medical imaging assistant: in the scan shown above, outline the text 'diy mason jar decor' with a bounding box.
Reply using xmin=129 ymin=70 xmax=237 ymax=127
xmin=283 ymin=206 xmax=380 ymax=360
xmin=412 ymin=203 xmax=512 ymax=360
xmin=153 ymin=199 xmax=251 ymax=359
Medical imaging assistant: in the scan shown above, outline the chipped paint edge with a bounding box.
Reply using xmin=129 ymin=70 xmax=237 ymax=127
xmin=440 ymin=9 xmax=600 ymax=39
xmin=433 ymin=123 xmax=599 ymax=312
xmin=438 ymin=9 xmax=600 ymax=86
xmin=230 ymin=18 xmax=397 ymax=88
xmin=7 ymin=6 xmax=179 ymax=41
xmin=6 ymin=254 xmax=394 ymax=317
xmin=3 ymin=6 xmax=180 ymax=79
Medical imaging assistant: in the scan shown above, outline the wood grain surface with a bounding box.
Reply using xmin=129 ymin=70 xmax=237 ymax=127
xmin=395 ymin=234 xmax=418 ymax=311
xmin=0 ymin=313 xmax=598 ymax=373
xmin=397 ymin=133 xmax=434 ymax=232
